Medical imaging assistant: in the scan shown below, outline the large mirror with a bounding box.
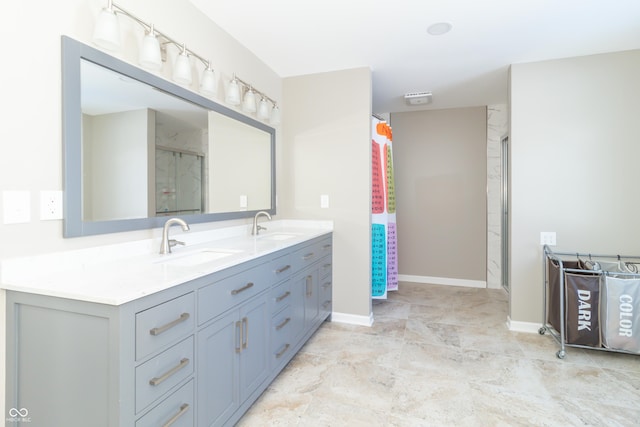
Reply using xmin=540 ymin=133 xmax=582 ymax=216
xmin=62 ymin=36 xmax=276 ymax=237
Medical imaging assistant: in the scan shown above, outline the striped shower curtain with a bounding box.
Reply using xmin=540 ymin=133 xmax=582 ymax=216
xmin=371 ymin=117 xmax=398 ymax=299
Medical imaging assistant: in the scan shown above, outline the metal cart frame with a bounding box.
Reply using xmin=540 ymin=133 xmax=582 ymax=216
xmin=541 ymin=245 xmax=640 ymax=359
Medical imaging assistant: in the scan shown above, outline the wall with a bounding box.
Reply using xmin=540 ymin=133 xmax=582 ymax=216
xmin=0 ymin=0 xmax=282 ymax=419
xmin=281 ymin=68 xmax=373 ymax=324
xmin=509 ymin=49 xmax=640 ymax=326
xmin=391 ymin=107 xmax=488 ymax=286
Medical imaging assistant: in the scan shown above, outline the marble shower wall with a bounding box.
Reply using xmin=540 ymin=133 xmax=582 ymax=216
xmin=487 ymin=104 xmax=508 ymax=289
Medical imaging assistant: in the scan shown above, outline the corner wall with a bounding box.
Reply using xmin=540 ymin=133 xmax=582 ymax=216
xmin=281 ymin=68 xmax=372 ymax=323
xmin=509 ymin=49 xmax=640 ymax=324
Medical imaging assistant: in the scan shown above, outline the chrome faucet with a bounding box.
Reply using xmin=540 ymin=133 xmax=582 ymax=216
xmin=159 ymin=218 xmax=190 ymax=254
xmin=252 ymin=211 xmax=272 ymax=235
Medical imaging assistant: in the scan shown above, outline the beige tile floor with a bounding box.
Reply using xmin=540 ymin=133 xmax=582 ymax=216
xmin=238 ymin=282 xmax=640 ymax=426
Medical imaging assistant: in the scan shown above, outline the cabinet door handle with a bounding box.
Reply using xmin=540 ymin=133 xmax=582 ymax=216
xmin=162 ymin=403 xmax=190 ymax=427
xmin=235 ymin=320 xmax=242 ymax=353
xmin=149 ymin=313 xmax=190 ymax=336
xmin=242 ymin=317 xmax=249 ymax=349
xmin=231 ymin=282 xmax=254 ymax=295
xmin=276 ymin=317 xmax=291 ymax=331
xmin=303 ymin=252 xmax=315 ymax=260
xmin=276 ymin=265 xmax=291 ymax=274
xmin=306 ymin=275 xmax=313 ymax=296
xmin=149 ymin=358 xmax=190 ymax=386
xmin=276 ymin=291 xmax=291 ymax=302
xmin=276 ymin=343 xmax=290 ymax=359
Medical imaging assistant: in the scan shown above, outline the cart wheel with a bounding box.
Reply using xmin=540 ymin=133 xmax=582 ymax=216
xmin=538 ymin=327 xmax=546 ymax=335
xmin=556 ymin=350 xmax=566 ymax=359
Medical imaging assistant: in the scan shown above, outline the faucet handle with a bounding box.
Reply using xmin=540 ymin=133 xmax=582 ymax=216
xmin=258 ymin=225 xmax=267 ymax=232
xmin=169 ymin=239 xmax=185 ymax=248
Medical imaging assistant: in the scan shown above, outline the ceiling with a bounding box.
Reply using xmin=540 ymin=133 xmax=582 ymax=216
xmin=189 ymin=0 xmax=640 ymax=114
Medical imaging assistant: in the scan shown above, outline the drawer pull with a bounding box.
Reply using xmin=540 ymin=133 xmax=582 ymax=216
xmin=231 ymin=282 xmax=254 ymax=295
xmin=303 ymin=252 xmax=315 ymax=260
xmin=149 ymin=313 xmax=190 ymax=336
xmin=162 ymin=403 xmax=190 ymax=427
xmin=322 ymin=281 xmax=332 ymax=289
xmin=276 ymin=265 xmax=291 ymax=274
xmin=149 ymin=358 xmax=190 ymax=386
xmin=323 ymin=263 xmax=332 ymax=268
xmin=323 ymin=244 xmax=332 ymax=250
xmin=276 ymin=291 xmax=291 ymax=302
xmin=276 ymin=343 xmax=290 ymax=359
xmin=276 ymin=317 xmax=291 ymax=331
xmin=323 ymin=301 xmax=332 ymax=309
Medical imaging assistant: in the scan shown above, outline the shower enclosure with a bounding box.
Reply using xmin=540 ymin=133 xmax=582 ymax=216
xmin=155 ymin=147 xmax=204 ymax=216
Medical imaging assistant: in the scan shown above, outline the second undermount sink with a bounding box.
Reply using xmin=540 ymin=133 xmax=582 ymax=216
xmin=156 ymin=248 xmax=242 ymax=267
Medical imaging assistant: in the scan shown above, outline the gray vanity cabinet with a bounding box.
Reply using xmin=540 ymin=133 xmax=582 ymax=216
xmin=5 ymin=233 xmax=332 ymax=427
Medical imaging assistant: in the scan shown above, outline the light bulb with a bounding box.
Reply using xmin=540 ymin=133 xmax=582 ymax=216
xmin=243 ymin=88 xmax=257 ymax=113
xmin=173 ymin=45 xmax=192 ymax=85
xmin=226 ymin=78 xmax=241 ymax=105
xmin=270 ymin=105 xmax=281 ymax=125
xmin=257 ymin=97 xmax=270 ymax=120
xmin=93 ymin=6 xmax=120 ymax=51
xmin=139 ymin=27 xmax=161 ymax=70
xmin=200 ymin=66 xmax=217 ymax=97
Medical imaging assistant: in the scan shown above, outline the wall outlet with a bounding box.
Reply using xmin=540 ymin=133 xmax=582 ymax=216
xmin=320 ymin=194 xmax=329 ymax=209
xmin=239 ymin=195 xmax=248 ymax=209
xmin=40 ymin=190 xmax=63 ymax=220
xmin=540 ymin=231 xmax=556 ymax=246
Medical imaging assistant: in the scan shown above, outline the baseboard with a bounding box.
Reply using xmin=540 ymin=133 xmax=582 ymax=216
xmin=507 ymin=317 xmax=542 ymax=334
xmin=330 ymin=311 xmax=374 ymax=327
xmin=398 ymin=274 xmax=486 ymax=289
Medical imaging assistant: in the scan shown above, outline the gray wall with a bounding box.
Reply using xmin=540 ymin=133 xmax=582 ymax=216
xmin=281 ymin=68 xmax=373 ymax=323
xmin=510 ymin=49 xmax=640 ymax=324
xmin=391 ymin=107 xmax=487 ymax=284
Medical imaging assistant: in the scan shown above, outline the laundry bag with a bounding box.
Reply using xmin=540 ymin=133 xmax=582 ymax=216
xmin=547 ymin=259 xmax=583 ymax=334
xmin=564 ymin=273 xmax=601 ymax=347
xmin=602 ymin=276 xmax=640 ymax=353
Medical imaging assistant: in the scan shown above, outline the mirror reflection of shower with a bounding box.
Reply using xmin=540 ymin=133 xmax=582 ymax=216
xmin=156 ymin=147 xmax=204 ymax=216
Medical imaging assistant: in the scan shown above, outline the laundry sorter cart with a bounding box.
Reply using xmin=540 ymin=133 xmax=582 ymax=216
xmin=540 ymin=245 xmax=640 ymax=359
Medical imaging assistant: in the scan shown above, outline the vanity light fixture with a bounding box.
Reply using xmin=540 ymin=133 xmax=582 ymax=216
xmin=92 ymin=0 xmax=281 ymax=123
xmin=226 ymin=76 xmax=241 ymax=105
xmin=139 ymin=24 xmax=162 ymax=70
xmin=173 ymin=44 xmax=192 ymax=85
xmin=242 ymin=87 xmax=257 ymax=113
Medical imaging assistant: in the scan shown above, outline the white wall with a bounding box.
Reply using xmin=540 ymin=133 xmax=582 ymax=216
xmin=281 ymin=68 xmax=373 ymax=323
xmin=0 ymin=0 xmax=282 ymax=418
xmin=509 ymin=49 xmax=640 ymax=324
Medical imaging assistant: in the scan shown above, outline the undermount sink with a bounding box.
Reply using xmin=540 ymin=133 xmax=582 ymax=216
xmin=258 ymin=233 xmax=301 ymax=241
xmin=156 ymin=248 xmax=242 ymax=267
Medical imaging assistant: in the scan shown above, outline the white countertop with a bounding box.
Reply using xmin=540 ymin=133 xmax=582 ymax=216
xmin=0 ymin=220 xmax=333 ymax=306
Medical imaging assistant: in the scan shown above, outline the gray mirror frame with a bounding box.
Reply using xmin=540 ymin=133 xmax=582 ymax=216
xmin=61 ymin=36 xmax=276 ymax=237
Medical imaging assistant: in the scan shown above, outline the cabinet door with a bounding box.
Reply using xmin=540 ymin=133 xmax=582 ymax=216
xmin=197 ymin=310 xmax=239 ymax=427
xmin=238 ymin=294 xmax=270 ymax=402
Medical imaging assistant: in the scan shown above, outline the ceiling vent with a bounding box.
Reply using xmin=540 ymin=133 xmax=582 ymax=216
xmin=404 ymin=91 xmax=432 ymax=106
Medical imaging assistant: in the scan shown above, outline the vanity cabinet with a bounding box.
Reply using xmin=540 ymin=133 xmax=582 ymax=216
xmin=4 ymin=232 xmax=332 ymax=427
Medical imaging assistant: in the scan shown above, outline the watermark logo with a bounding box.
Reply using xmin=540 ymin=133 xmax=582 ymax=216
xmin=7 ymin=407 xmax=31 ymax=423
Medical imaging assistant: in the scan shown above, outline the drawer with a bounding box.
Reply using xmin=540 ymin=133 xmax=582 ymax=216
xmin=270 ymin=279 xmax=293 ymax=314
xmin=136 ymin=379 xmax=194 ymax=427
xmin=198 ymin=260 xmax=272 ymax=325
xmin=320 ymin=277 xmax=332 ymax=315
xmin=136 ymin=336 xmax=194 ymax=413
xmin=269 ymin=252 xmax=294 ymax=283
xmin=271 ymin=306 xmax=295 ymax=367
xmin=136 ymin=292 xmax=195 ymax=360
xmin=319 ymin=257 xmax=332 ymax=279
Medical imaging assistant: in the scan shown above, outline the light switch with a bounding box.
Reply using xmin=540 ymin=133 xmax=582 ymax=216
xmin=540 ymin=232 xmax=556 ymax=246
xmin=320 ymin=195 xmax=329 ymax=209
xmin=3 ymin=190 xmax=31 ymax=224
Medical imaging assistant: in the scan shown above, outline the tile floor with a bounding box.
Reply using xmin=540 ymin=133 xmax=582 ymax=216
xmin=238 ymin=282 xmax=640 ymax=426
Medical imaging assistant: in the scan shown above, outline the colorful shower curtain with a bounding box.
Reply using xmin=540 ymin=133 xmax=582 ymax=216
xmin=371 ymin=117 xmax=398 ymax=299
